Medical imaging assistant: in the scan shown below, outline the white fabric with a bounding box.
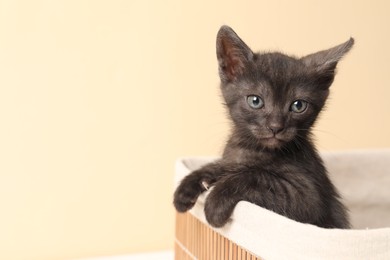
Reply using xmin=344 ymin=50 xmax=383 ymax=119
xmin=175 ymin=150 xmax=390 ymax=260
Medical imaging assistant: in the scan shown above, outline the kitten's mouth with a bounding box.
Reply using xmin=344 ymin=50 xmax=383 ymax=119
xmin=249 ymin=126 xmax=294 ymax=149
xmin=261 ymin=133 xmax=295 ymax=149
xmin=261 ymin=137 xmax=284 ymax=149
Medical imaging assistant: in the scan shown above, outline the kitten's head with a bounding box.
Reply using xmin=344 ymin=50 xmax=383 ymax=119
xmin=216 ymin=25 xmax=354 ymax=150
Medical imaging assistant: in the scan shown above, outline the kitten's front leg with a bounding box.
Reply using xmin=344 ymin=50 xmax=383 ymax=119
xmin=204 ymin=166 xmax=324 ymax=228
xmin=204 ymin=174 xmax=245 ymax=228
xmin=173 ymin=162 xmax=223 ymax=212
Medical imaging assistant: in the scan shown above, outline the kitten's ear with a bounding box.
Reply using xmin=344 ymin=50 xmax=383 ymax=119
xmin=301 ymin=38 xmax=354 ymax=88
xmin=216 ymin=26 xmax=254 ymax=82
xmin=302 ymin=38 xmax=354 ymax=70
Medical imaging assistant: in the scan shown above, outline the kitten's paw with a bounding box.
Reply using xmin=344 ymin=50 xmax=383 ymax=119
xmin=173 ymin=185 xmax=198 ymax=212
xmin=204 ymin=195 xmax=233 ymax=228
xmin=174 ymin=164 xmax=220 ymax=213
xmin=173 ymin=176 xmax=206 ymax=212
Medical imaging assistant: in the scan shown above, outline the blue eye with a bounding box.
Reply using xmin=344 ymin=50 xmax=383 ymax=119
xmin=247 ymin=95 xmax=264 ymax=109
xmin=290 ymin=100 xmax=308 ymax=113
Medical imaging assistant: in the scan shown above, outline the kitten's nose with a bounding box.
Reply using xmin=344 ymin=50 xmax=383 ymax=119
xmin=267 ymin=123 xmax=284 ymax=135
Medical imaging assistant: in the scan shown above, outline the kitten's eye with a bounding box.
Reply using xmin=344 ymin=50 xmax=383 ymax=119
xmin=290 ymin=100 xmax=308 ymax=113
xmin=247 ymin=95 xmax=264 ymax=109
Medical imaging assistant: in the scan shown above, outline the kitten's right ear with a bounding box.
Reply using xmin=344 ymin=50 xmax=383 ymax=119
xmin=216 ymin=26 xmax=254 ymax=82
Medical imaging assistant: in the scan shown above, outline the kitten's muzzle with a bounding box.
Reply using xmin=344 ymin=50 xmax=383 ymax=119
xmin=266 ymin=125 xmax=285 ymax=135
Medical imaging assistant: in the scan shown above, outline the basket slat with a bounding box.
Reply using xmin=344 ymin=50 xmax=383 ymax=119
xmin=175 ymin=212 xmax=261 ymax=260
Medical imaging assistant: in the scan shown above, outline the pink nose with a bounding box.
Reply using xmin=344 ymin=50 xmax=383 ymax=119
xmin=267 ymin=123 xmax=284 ymax=135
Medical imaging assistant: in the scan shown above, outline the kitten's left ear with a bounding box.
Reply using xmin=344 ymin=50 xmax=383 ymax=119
xmin=301 ymin=38 xmax=354 ymax=88
xmin=302 ymin=38 xmax=354 ymax=71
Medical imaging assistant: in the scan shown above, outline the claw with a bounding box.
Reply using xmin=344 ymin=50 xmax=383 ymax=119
xmin=201 ymin=181 xmax=210 ymax=191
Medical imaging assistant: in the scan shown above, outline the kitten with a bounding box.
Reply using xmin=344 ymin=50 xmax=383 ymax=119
xmin=174 ymin=25 xmax=353 ymax=229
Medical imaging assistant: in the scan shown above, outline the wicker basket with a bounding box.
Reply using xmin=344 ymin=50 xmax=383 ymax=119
xmin=174 ymin=150 xmax=390 ymax=260
xmin=175 ymin=211 xmax=260 ymax=260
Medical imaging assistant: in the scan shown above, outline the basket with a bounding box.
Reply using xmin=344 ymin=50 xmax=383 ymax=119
xmin=174 ymin=150 xmax=390 ymax=260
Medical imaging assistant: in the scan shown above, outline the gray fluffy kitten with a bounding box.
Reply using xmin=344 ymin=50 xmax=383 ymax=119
xmin=174 ymin=25 xmax=353 ymax=229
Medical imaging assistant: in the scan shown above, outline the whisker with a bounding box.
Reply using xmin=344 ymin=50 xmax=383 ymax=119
xmin=311 ymin=129 xmax=351 ymax=147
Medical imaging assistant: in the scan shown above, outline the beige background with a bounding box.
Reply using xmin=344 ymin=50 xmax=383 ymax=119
xmin=0 ymin=0 xmax=389 ymax=259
